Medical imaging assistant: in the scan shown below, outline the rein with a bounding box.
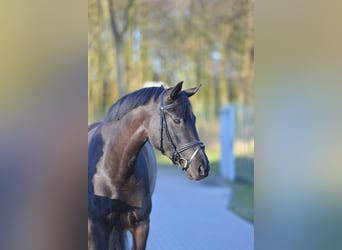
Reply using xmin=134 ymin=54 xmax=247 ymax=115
xmin=159 ymin=90 xmax=204 ymax=171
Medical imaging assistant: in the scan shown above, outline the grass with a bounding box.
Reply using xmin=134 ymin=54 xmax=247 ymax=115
xmin=155 ymin=150 xmax=173 ymax=166
xmin=156 ymin=148 xmax=254 ymax=223
xmin=235 ymin=156 xmax=254 ymax=183
xmin=228 ymin=155 xmax=254 ymax=223
xmin=229 ymin=180 xmax=254 ymax=223
xmin=207 ymin=152 xmax=254 ymax=223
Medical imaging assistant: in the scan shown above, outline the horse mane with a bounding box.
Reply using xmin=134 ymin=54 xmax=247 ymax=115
xmin=105 ymin=86 xmax=165 ymax=122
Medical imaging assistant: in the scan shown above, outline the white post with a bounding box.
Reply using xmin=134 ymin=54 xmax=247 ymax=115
xmin=220 ymin=105 xmax=235 ymax=180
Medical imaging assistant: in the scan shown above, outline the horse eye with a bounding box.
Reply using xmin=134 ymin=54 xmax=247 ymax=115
xmin=174 ymin=119 xmax=181 ymax=124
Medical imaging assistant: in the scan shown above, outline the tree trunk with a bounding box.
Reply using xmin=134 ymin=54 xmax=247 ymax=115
xmin=108 ymin=0 xmax=134 ymax=97
xmin=213 ymin=75 xmax=220 ymax=116
xmin=114 ymin=39 xmax=126 ymax=97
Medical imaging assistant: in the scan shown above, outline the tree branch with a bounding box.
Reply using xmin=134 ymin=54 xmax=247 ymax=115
xmin=108 ymin=0 xmax=120 ymax=41
xmin=108 ymin=0 xmax=135 ymax=43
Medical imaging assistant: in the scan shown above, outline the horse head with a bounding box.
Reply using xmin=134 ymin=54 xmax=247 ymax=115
xmin=148 ymin=81 xmax=210 ymax=180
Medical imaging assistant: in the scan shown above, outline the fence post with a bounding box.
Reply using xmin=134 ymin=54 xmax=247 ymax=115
xmin=219 ymin=105 xmax=235 ymax=180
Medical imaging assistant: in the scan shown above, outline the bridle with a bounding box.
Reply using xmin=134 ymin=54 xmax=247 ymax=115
xmin=159 ymin=90 xmax=204 ymax=171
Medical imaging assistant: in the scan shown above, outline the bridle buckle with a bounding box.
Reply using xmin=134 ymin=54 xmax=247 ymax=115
xmin=178 ymin=157 xmax=189 ymax=171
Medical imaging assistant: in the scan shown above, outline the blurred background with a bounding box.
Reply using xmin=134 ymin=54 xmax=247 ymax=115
xmin=1 ymin=0 xmax=342 ymax=249
xmin=88 ymin=0 xmax=254 ymax=223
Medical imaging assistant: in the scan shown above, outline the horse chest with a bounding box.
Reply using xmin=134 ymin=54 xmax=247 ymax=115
xmin=88 ymin=182 xmax=150 ymax=228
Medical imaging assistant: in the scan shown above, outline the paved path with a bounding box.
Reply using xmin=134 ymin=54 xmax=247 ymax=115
xmin=146 ymin=166 xmax=254 ymax=250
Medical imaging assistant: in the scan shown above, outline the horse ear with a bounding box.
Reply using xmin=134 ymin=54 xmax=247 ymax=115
xmin=184 ymin=84 xmax=202 ymax=98
xmin=170 ymin=81 xmax=183 ymax=100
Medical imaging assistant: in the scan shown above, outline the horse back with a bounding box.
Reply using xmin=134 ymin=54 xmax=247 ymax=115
xmin=88 ymin=121 xmax=103 ymax=144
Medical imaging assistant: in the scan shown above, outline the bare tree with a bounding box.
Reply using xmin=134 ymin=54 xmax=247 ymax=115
xmin=89 ymin=0 xmax=254 ymax=122
xmin=108 ymin=0 xmax=135 ymax=97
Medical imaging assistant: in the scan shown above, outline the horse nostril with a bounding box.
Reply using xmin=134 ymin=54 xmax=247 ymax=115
xmin=199 ymin=165 xmax=207 ymax=176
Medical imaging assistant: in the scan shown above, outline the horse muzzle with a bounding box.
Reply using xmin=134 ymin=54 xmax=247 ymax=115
xmin=184 ymin=150 xmax=210 ymax=181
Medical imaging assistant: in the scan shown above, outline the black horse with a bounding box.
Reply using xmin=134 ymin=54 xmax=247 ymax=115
xmin=88 ymin=81 xmax=210 ymax=250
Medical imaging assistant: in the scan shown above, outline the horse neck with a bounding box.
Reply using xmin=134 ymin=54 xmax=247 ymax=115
xmin=102 ymin=106 xmax=153 ymax=183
